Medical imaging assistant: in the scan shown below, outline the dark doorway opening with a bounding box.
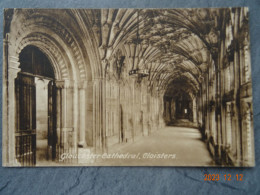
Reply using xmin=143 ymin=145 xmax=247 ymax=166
xmin=15 ymin=45 xmax=56 ymax=166
xmin=163 ymin=78 xmax=196 ymax=128
xmin=174 ymin=92 xmax=192 ymax=120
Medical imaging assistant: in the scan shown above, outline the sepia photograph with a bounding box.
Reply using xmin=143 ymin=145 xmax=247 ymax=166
xmin=2 ymin=8 xmax=255 ymax=167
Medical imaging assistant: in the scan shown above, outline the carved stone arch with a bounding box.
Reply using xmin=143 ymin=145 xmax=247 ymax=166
xmin=69 ymin=9 xmax=104 ymax=80
xmin=4 ymin=9 xmax=100 ymax=166
xmin=14 ymin=33 xmax=71 ymax=80
xmin=9 ymin=11 xmax=90 ymax=81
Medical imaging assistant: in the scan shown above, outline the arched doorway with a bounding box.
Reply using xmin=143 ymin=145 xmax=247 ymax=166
xmin=15 ymin=45 xmax=57 ymax=166
xmin=174 ymin=92 xmax=193 ymax=121
xmin=163 ymin=89 xmax=195 ymax=126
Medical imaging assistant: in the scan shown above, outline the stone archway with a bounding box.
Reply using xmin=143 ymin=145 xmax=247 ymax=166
xmin=3 ymin=9 xmax=98 ymax=166
xmin=15 ymin=45 xmax=57 ymax=165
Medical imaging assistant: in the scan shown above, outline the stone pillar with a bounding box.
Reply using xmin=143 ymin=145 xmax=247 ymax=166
xmin=158 ymin=93 xmax=164 ymax=128
xmin=102 ymin=78 xmax=107 ymax=152
xmin=141 ymin=85 xmax=146 ymax=136
xmin=143 ymin=88 xmax=150 ymax=136
xmin=92 ymin=79 xmax=98 ymax=150
xmin=7 ymin=55 xmax=21 ymax=166
xmin=193 ymin=97 xmax=198 ymax=123
xmin=55 ymin=81 xmax=63 ymax=150
xmin=2 ymin=36 xmax=9 ymax=166
xmin=78 ymin=81 xmax=87 ymax=147
xmin=55 ymin=81 xmax=65 ymax=150
xmin=118 ymin=80 xmax=122 ymax=142
xmin=233 ymin=8 xmax=242 ymax=165
xmin=73 ymin=81 xmax=79 ymax=152
xmin=132 ymin=80 xmax=136 ymax=138
xmin=93 ymin=78 xmax=106 ymax=152
xmin=55 ymin=80 xmax=76 ymax=153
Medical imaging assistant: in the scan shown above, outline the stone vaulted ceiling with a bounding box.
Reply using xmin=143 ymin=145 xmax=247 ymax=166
xmin=12 ymin=8 xmax=221 ymax=94
xmin=77 ymin=8 xmax=219 ymax=94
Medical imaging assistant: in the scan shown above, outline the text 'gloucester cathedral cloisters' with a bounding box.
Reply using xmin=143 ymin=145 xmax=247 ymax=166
xmin=2 ymin=8 xmax=254 ymax=167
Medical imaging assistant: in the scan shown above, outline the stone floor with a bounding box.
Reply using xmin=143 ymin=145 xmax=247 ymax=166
xmin=168 ymin=119 xmax=199 ymax=128
xmin=94 ymin=126 xmax=214 ymax=166
xmin=35 ymin=126 xmax=214 ymax=166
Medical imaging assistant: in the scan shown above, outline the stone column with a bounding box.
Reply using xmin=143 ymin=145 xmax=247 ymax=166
xmin=55 ymin=81 xmax=64 ymax=152
xmin=118 ymin=80 xmax=122 ymax=142
xmin=55 ymin=80 xmax=76 ymax=153
xmin=78 ymin=81 xmax=87 ymax=147
xmin=93 ymin=78 xmax=106 ymax=152
xmin=129 ymin=79 xmax=134 ymax=139
xmin=102 ymin=77 xmax=107 ymax=152
xmin=233 ymin=8 xmax=242 ymax=165
xmin=7 ymin=55 xmax=21 ymax=166
xmin=73 ymin=81 xmax=79 ymax=152
xmin=92 ymin=79 xmax=98 ymax=150
xmin=2 ymin=36 xmax=9 ymax=166
xmin=63 ymin=81 xmax=69 ymax=150
xmin=55 ymin=81 xmax=66 ymax=151
xmin=193 ymin=97 xmax=198 ymax=123
xmin=143 ymin=87 xmax=150 ymax=136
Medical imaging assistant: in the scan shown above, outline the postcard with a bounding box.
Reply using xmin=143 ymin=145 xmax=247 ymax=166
xmin=2 ymin=8 xmax=255 ymax=167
